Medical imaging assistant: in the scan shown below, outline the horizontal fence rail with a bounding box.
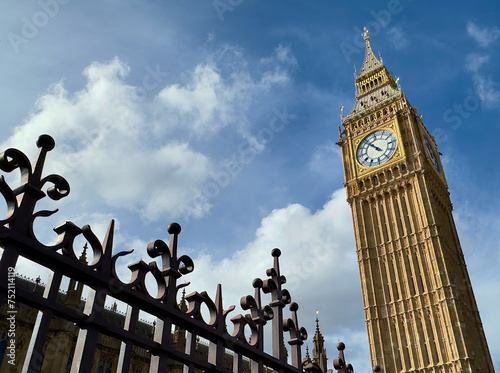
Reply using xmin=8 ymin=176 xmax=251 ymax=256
xmin=0 ymin=135 xmax=314 ymax=373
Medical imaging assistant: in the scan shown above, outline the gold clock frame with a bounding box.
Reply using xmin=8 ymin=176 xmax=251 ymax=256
xmin=352 ymin=117 xmax=405 ymax=177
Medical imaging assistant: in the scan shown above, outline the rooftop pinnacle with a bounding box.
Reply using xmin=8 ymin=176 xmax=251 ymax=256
xmin=358 ymin=27 xmax=384 ymax=77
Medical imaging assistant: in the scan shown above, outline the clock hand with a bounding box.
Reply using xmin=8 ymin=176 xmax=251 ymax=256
xmin=368 ymin=143 xmax=382 ymax=152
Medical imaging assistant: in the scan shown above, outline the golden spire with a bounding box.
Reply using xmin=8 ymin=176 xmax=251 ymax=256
xmin=358 ymin=27 xmax=383 ymax=77
xmin=363 ymin=27 xmax=370 ymax=43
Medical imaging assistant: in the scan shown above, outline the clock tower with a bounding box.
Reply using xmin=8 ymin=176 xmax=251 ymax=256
xmin=337 ymin=28 xmax=494 ymax=373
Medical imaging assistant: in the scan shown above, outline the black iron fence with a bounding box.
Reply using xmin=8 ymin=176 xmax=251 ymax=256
xmin=0 ymin=135 xmax=312 ymax=372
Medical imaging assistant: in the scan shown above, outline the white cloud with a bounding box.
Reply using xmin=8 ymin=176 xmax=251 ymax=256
xmin=467 ymin=21 xmax=500 ymax=48
xmin=275 ymin=44 xmax=298 ymax=67
xmin=4 ymin=58 xmax=214 ymax=221
xmin=1 ymin=48 xmax=295 ymax=222
xmin=464 ymin=53 xmax=500 ymax=109
xmin=471 ymin=73 xmax=500 ymax=109
xmin=174 ymin=183 xmax=500 ymax=371
xmin=465 ymin=53 xmax=489 ymax=73
xmin=260 ymin=44 xmax=298 ymax=67
xmin=180 ymin=188 xmax=370 ymax=367
xmin=154 ymin=51 xmax=292 ymax=138
xmin=157 ymin=64 xmax=228 ymax=136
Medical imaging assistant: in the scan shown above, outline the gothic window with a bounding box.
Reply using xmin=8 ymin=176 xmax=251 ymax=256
xmin=97 ymin=357 xmax=113 ymax=373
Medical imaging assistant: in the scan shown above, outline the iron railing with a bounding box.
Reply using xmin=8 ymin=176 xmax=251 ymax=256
xmin=0 ymin=135 xmax=312 ymax=373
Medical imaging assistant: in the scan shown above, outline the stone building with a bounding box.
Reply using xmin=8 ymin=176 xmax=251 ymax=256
xmin=0 ymin=245 xmax=327 ymax=372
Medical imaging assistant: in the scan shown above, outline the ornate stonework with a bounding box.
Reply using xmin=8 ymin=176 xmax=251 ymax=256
xmin=337 ymin=28 xmax=494 ymax=373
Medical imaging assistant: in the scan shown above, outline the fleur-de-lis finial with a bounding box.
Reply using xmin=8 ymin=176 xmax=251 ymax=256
xmin=363 ymin=27 xmax=370 ymax=43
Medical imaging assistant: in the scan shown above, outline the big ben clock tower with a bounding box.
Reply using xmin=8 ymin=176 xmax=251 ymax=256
xmin=337 ymin=28 xmax=494 ymax=373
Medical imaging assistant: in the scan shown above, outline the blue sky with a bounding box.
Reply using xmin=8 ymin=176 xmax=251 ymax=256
xmin=1 ymin=0 xmax=499 ymax=371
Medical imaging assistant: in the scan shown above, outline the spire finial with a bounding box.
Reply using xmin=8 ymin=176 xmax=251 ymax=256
xmin=363 ymin=27 xmax=370 ymax=44
xmin=33 ymin=275 xmax=41 ymax=292
xmin=79 ymin=242 xmax=88 ymax=265
xmin=179 ymin=287 xmax=188 ymax=312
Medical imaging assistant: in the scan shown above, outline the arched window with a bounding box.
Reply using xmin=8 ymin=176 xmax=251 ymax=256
xmin=98 ymin=357 xmax=113 ymax=373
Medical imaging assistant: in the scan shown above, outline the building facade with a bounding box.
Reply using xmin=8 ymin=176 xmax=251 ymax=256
xmin=0 ymin=263 xmax=153 ymax=373
xmin=337 ymin=28 xmax=494 ymax=373
xmin=0 ymin=270 xmax=282 ymax=372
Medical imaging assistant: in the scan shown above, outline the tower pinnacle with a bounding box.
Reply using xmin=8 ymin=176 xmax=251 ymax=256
xmin=342 ymin=28 xmax=400 ymax=120
xmin=312 ymin=310 xmax=328 ymax=373
xmin=358 ymin=27 xmax=383 ymax=77
xmin=337 ymin=26 xmax=495 ymax=372
xmin=79 ymin=242 xmax=89 ymax=265
xmin=179 ymin=288 xmax=188 ymax=312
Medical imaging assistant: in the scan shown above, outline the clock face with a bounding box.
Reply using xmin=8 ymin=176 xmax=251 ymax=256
xmin=424 ymin=136 xmax=440 ymax=172
xmin=357 ymin=130 xmax=397 ymax=167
